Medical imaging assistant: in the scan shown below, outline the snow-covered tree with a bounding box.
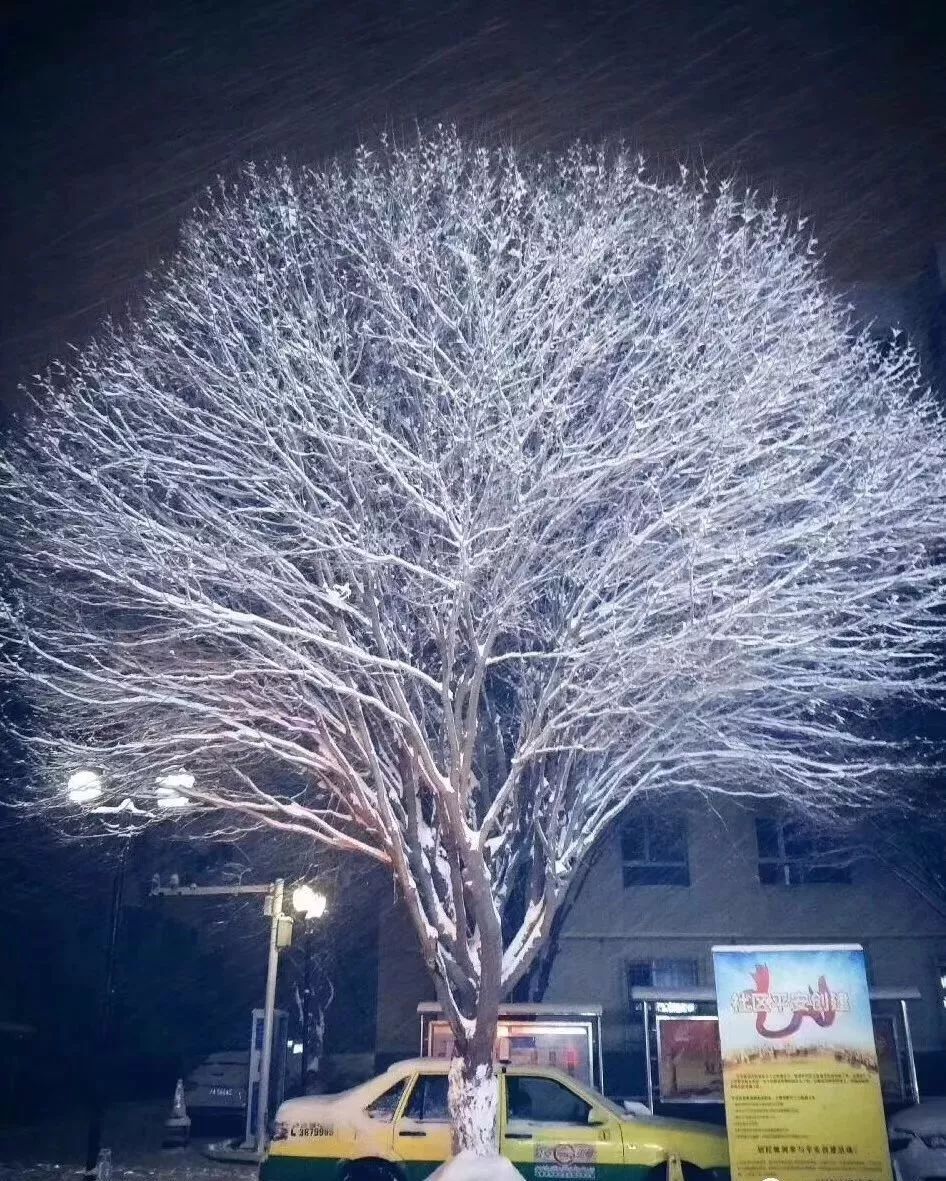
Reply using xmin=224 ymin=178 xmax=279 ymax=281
xmin=3 ymin=131 xmax=946 ymax=1151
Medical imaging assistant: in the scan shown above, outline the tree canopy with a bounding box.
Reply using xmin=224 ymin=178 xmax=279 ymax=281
xmin=3 ymin=131 xmax=945 ymax=1144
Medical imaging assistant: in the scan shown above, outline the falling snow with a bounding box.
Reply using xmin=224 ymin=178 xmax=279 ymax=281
xmin=4 ymin=130 xmax=946 ymax=1152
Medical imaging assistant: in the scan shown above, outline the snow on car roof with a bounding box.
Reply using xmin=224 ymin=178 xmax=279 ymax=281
xmin=383 ymin=1058 xmax=604 ymax=1090
xmin=384 ymin=1058 xmax=450 ymax=1074
xmin=276 ymin=1056 xmax=610 ymax=1121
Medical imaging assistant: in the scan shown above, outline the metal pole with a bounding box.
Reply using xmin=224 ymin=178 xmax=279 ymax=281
xmin=255 ymin=878 xmax=284 ymax=1156
xmin=642 ymin=1001 xmax=654 ymax=1111
xmin=242 ymin=1013 xmax=256 ymax=1153
xmin=901 ymin=998 xmax=920 ymax=1104
xmin=595 ymin=1017 xmax=604 ymax=1095
xmin=301 ymin=920 xmax=313 ymax=1092
xmin=84 ymin=838 xmax=129 ymax=1177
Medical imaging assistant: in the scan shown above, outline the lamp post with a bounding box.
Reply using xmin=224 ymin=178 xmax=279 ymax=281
xmin=68 ymin=770 xmax=193 ymax=1178
xmin=291 ymin=886 xmax=327 ymax=1093
xmin=67 ymin=772 xmax=126 ymax=1179
xmin=151 ymin=875 xmax=289 ymax=1160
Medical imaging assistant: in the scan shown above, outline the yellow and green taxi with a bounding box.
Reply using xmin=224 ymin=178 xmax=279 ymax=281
xmin=261 ymin=1058 xmax=729 ymax=1181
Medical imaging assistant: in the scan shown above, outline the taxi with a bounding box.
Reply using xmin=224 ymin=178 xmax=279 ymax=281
xmin=261 ymin=1058 xmax=729 ymax=1181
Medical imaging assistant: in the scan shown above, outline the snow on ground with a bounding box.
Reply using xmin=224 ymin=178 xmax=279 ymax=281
xmin=0 ymin=1102 xmax=252 ymax=1181
xmin=0 ymin=1102 xmax=524 ymax=1181
xmin=429 ymin=1153 xmax=521 ymax=1181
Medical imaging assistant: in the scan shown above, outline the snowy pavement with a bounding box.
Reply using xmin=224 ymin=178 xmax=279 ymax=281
xmin=0 ymin=1103 xmax=254 ymax=1181
xmin=430 ymin=1153 xmax=520 ymax=1180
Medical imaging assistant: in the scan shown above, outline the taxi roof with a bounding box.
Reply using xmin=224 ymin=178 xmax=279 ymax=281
xmin=382 ymin=1058 xmax=599 ymax=1089
xmin=384 ymin=1057 xmax=449 ymax=1075
xmin=276 ymin=1057 xmax=602 ymax=1122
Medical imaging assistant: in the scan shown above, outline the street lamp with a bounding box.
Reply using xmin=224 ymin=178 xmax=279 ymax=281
xmin=292 ymin=885 xmax=327 ymax=1092
xmin=67 ymin=771 xmax=132 ymax=1179
xmin=68 ymin=769 xmax=193 ymax=1177
xmin=155 ymin=772 xmax=194 ymax=810
xmin=67 ymin=770 xmax=104 ymax=805
xmin=291 ymin=884 xmax=327 ymax=921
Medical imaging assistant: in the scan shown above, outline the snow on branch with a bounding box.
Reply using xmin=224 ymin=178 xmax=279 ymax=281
xmin=3 ymin=131 xmax=946 ymax=1031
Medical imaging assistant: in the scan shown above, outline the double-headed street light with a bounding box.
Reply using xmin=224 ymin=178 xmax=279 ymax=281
xmin=68 ymin=768 xmax=193 ymax=817
xmin=291 ymin=884 xmax=328 ymax=1092
xmin=67 ymin=770 xmax=104 ymax=805
xmin=69 ymin=772 xmax=327 ymax=1150
xmin=67 ymin=768 xmax=193 ymax=1177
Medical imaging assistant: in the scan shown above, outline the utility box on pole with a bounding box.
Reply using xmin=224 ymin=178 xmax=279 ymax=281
xmin=244 ymin=1008 xmax=289 ymax=1147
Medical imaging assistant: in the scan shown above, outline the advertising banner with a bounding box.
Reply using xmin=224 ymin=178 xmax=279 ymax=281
xmin=712 ymin=945 xmax=892 ymax=1181
xmin=656 ymin=1016 xmax=723 ymax=1102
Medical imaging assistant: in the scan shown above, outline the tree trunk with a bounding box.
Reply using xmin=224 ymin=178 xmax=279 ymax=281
xmin=448 ymin=1046 xmax=499 ymax=1157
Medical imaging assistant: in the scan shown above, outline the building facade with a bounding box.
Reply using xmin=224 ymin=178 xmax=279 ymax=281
xmin=374 ymin=796 xmax=946 ymax=1103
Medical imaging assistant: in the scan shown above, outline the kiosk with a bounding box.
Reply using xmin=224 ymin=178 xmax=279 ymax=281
xmin=630 ymin=985 xmax=921 ymax=1110
xmin=418 ymin=1002 xmax=605 ymax=1091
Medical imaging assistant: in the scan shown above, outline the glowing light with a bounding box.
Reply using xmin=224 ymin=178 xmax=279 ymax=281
xmin=156 ymin=772 xmax=195 ymax=792
xmin=67 ymin=770 xmax=104 ymax=805
xmin=156 ymin=792 xmax=191 ymax=809
xmin=156 ymin=771 xmax=193 ymax=809
xmin=292 ymin=885 xmax=327 ymax=920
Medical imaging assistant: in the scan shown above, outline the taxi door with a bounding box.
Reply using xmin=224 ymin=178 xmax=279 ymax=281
xmin=391 ymin=1071 xmax=453 ymax=1178
xmin=500 ymin=1071 xmax=625 ymax=1179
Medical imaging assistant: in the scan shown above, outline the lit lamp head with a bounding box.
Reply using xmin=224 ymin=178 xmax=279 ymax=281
xmin=155 ymin=771 xmax=194 ymax=810
xmin=292 ymin=884 xmax=327 ymax=920
xmin=67 ymin=770 xmax=104 ymax=805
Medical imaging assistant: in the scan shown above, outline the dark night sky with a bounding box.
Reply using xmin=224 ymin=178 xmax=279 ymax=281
xmin=2 ymin=0 xmax=946 ymax=410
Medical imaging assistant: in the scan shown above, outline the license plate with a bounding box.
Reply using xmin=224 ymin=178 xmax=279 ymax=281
xmin=209 ymin=1087 xmax=236 ymax=1098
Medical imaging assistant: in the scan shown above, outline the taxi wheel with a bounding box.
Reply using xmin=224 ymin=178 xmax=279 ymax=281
xmin=340 ymin=1161 xmax=401 ymax=1181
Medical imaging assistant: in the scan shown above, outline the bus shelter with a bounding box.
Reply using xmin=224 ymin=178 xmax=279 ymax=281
xmin=418 ymin=1001 xmax=605 ymax=1091
xmin=631 ymin=985 xmax=921 ymax=1110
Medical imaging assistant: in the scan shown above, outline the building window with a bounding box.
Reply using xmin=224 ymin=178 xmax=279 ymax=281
xmin=628 ymin=959 xmax=700 ymax=1031
xmin=628 ymin=958 xmax=699 ymax=993
xmin=755 ymin=817 xmax=851 ymax=885
xmin=621 ymin=815 xmax=690 ymax=886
